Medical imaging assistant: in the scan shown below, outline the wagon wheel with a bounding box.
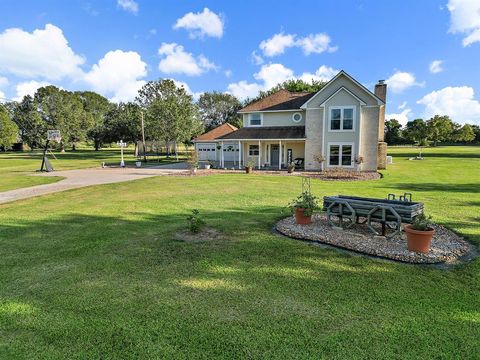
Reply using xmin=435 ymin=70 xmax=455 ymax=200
xmin=367 ymin=205 xmax=402 ymax=238
xmin=327 ymin=200 xmax=356 ymax=229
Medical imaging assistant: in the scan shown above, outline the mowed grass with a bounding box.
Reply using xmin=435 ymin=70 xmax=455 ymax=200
xmin=0 ymin=146 xmax=479 ymax=359
xmin=0 ymin=148 xmax=185 ymax=192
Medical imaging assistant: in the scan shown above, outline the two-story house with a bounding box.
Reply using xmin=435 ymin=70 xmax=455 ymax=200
xmin=194 ymin=70 xmax=387 ymax=171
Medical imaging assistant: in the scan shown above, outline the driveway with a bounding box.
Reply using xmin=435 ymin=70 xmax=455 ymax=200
xmin=0 ymin=163 xmax=189 ymax=204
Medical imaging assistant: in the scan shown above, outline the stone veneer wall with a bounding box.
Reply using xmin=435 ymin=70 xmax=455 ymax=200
xmin=304 ymin=108 xmax=324 ymax=171
xmin=377 ymin=142 xmax=387 ymax=170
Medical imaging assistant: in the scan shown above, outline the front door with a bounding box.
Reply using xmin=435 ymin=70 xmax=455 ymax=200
xmin=271 ymin=145 xmax=279 ymax=166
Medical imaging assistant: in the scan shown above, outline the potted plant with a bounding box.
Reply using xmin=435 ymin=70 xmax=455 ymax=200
xmin=404 ymin=213 xmax=435 ymax=253
xmin=204 ymin=161 xmax=212 ymax=170
xmin=289 ymin=192 xmax=319 ymax=225
xmin=187 ymin=151 xmax=199 ymax=174
xmin=135 ymin=160 xmax=142 ymax=168
xmin=287 ymin=162 xmax=295 ymax=173
xmin=245 ymin=158 xmax=256 ymax=174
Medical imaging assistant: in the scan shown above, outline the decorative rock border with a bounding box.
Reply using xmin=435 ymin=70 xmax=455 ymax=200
xmin=275 ymin=214 xmax=476 ymax=264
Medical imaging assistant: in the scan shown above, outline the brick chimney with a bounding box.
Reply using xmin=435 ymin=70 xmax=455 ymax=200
xmin=375 ymin=80 xmax=387 ymax=169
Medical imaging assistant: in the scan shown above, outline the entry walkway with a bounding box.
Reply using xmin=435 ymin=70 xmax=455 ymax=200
xmin=0 ymin=164 xmax=188 ymax=204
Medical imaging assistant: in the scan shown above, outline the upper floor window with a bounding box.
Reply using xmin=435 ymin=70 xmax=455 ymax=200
xmin=249 ymin=113 xmax=262 ymax=126
xmin=329 ymin=107 xmax=355 ymax=131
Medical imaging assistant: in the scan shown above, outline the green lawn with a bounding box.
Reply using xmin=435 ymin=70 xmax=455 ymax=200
xmin=0 ymin=148 xmax=186 ymax=192
xmin=0 ymin=146 xmax=479 ymax=359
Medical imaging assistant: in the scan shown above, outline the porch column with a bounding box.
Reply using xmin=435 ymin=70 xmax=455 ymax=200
xmin=221 ymin=141 xmax=224 ymax=168
xmin=238 ymin=141 xmax=241 ymax=169
xmin=279 ymin=140 xmax=282 ymax=170
xmin=258 ymin=140 xmax=261 ymax=169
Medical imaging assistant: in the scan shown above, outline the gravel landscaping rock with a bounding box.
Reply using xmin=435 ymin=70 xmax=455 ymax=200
xmin=275 ymin=214 xmax=475 ymax=264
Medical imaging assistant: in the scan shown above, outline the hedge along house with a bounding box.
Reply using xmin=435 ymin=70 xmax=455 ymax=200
xmin=193 ymin=70 xmax=387 ymax=171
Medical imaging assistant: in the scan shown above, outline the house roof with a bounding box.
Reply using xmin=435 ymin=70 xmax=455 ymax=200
xmin=194 ymin=123 xmax=238 ymax=141
xmin=238 ymin=89 xmax=315 ymax=113
xmin=218 ymin=126 xmax=305 ymax=140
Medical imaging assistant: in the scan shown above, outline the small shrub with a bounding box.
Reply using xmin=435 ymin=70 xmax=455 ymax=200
xmin=412 ymin=213 xmax=433 ymax=231
xmin=288 ymin=192 xmax=319 ymax=216
xmin=187 ymin=151 xmax=199 ymax=170
xmin=187 ymin=209 xmax=205 ymax=233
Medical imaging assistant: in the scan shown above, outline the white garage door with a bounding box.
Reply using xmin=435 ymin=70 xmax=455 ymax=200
xmin=197 ymin=143 xmax=216 ymax=161
xmin=222 ymin=144 xmax=239 ymax=161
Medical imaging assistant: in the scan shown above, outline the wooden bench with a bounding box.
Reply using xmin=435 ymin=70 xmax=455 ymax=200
xmin=323 ymin=194 xmax=424 ymax=238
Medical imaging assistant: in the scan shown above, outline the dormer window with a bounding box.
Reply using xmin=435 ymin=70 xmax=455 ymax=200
xmin=329 ymin=107 xmax=355 ymax=131
xmin=249 ymin=113 xmax=262 ymax=126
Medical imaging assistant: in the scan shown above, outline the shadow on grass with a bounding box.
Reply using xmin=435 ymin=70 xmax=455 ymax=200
xmin=391 ymin=149 xmax=480 ymax=159
xmin=385 ymin=183 xmax=480 ymax=193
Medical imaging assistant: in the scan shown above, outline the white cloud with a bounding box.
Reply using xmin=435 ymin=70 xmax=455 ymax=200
xmin=227 ymin=81 xmax=263 ymax=100
xmin=299 ymin=65 xmax=338 ymax=83
xmin=0 ymin=24 xmax=84 ymax=80
xmin=258 ymin=32 xmax=337 ymax=57
xmin=173 ymin=8 xmax=224 ymax=39
xmin=429 ymin=60 xmax=444 ymax=74
xmin=117 ymin=0 xmax=139 ymax=14
xmin=259 ymin=33 xmax=296 ymax=57
xmin=386 ymin=107 xmax=412 ymax=126
xmin=83 ymin=50 xmax=147 ymax=102
xmin=158 ymin=43 xmax=217 ymax=76
xmin=253 ymin=63 xmax=294 ymax=89
xmin=417 ymin=86 xmax=480 ymax=125
xmin=13 ymin=80 xmax=51 ymax=101
xmin=398 ymin=101 xmax=408 ymax=110
xmin=0 ymin=76 xmax=8 ymax=88
xmin=447 ymin=0 xmax=480 ymax=46
xmin=224 ymin=69 xmax=232 ymax=78
xmin=227 ymin=63 xmax=339 ymax=100
xmin=0 ymin=91 xmax=5 ymax=102
xmin=296 ymin=33 xmax=338 ymax=55
xmin=251 ymin=51 xmax=264 ymax=65
xmin=386 ymin=71 xmax=423 ymax=93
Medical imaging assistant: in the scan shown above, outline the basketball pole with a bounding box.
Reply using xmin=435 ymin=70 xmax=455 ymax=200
xmin=40 ymin=139 xmax=50 ymax=172
xmin=141 ymin=111 xmax=147 ymax=163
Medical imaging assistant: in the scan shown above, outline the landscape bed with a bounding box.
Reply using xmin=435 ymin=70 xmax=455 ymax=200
xmin=275 ymin=214 xmax=475 ymax=264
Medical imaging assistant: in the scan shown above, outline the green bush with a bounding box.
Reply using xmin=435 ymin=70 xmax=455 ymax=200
xmin=187 ymin=209 xmax=205 ymax=233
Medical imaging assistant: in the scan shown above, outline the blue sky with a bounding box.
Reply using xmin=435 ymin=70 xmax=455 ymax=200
xmin=0 ymin=0 xmax=480 ymax=125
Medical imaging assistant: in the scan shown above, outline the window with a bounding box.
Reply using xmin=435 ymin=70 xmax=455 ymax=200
xmin=249 ymin=144 xmax=259 ymax=156
xmin=249 ymin=113 xmax=262 ymax=126
xmin=292 ymin=112 xmax=302 ymax=123
xmin=328 ymin=143 xmax=354 ymax=167
xmin=329 ymin=107 xmax=355 ymax=131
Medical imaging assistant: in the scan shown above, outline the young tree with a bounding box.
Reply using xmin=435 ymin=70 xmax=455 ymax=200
xmin=384 ymin=119 xmax=403 ymax=145
xmin=404 ymin=119 xmax=429 ymax=145
xmin=0 ymin=105 xmax=18 ymax=150
xmin=137 ymin=80 xmax=203 ymax=154
xmin=197 ymin=92 xmax=242 ymax=130
xmin=426 ymin=115 xmax=453 ymax=146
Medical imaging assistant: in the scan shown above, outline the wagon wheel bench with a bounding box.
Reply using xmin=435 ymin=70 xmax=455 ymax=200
xmin=323 ymin=194 xmax=424 ymax=238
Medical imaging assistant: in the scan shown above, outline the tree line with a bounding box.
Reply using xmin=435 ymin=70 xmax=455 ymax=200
xmin=0 ymin=79 xmax=245 ymax=151
xmin=385 ymin=115 xmax=479 ymax=146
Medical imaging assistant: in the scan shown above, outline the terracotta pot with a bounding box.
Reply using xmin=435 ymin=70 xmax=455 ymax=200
xmin=245 ymin=166 xmax=252 ymax=174
xmin=295 ymin=208 xmax=312 ymax=225
xmin=404 ymin=224 xmax=435 ymax=253
xmin=288 ymin=167 xmax=294 ymax=173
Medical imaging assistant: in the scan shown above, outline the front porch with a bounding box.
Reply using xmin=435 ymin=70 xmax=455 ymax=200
xmin=213 ymin=140 xmax=306 ymax=170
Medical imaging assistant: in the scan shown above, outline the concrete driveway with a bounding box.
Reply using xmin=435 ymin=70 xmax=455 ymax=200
xmin=0 ymin=163 xmax=189 ymax=204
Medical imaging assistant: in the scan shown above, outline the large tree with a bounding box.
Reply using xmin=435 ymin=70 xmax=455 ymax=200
xmin=34 ymin=86 xmax=86 ymax=150
xmin=101 ymin=102 xmax=142 ymax=145
xmin=77 ymin=91 xmax=113 ymax=150
xmin=404 ymin=119 xmax=429 ymax=145
xmin=384 ymin=119 xmax=403 ymax=145
xmin=10 ymin=96 xmax=45 ymax=148
xmin=137 ymin=80 xmax=203 ymax=152
xmin=426 ymin=115 xmax=454 ymax=146
xmin=0 ymin=104 xmax=18 ymax=150
xmin=452 ymin=123 xmax=475 ymax=143
xmin=197 ymin=92 xmax=242 ymax=130
xmin=471 ymin=124 xmax=480 ymax=143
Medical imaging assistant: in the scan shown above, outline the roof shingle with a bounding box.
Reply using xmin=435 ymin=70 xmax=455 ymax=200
xmin=194 ymin=123 xmax=238 ymax=141
xmin=239 ymin=89 xmax=315 ymax=112
xmin=218 ymin=126 xmax=305 ymax=140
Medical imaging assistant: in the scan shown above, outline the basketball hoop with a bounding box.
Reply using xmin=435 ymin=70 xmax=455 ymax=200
xmin=47 ymin=130 xmax=62 ymax=142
